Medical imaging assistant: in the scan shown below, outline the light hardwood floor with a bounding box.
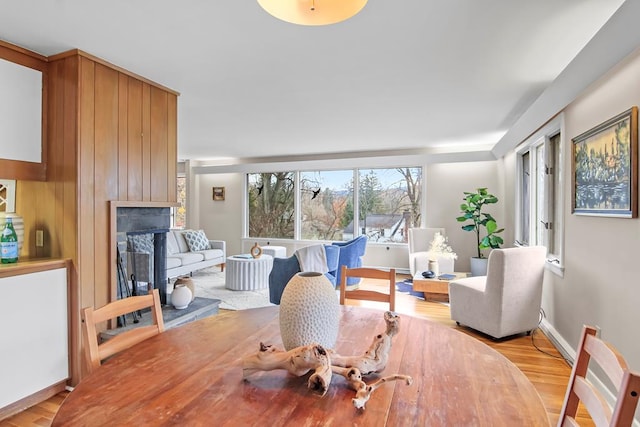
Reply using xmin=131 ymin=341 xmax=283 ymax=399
xmin=0 ymin=276 xmax=593 ymax=426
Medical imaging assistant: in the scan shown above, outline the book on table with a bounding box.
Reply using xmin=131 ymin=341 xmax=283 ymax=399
xmin=438 ymin=273 xmax=456 ymax=280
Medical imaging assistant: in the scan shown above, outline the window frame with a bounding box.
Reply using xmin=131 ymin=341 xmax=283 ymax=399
xmin=515 ymin=114 xmax=565 ymax=276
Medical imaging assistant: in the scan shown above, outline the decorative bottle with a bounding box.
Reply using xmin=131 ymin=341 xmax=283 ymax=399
xmin=1 ymin=217 xmax=19 ymax=263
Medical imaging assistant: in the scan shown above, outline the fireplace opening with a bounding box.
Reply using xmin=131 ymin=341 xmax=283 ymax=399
xmin=116 ymin=207 xmax=171 ymax=304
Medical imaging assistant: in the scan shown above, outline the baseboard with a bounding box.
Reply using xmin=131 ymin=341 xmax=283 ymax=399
xmin=0 ymin=380 xmax=67 ymax=421
xmin=539 ymin=318 xmax=574 ymax=362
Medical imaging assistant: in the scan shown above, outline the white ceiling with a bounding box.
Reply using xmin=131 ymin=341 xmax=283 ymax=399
xmin=0 ymin=0 xmax=629 ymax=162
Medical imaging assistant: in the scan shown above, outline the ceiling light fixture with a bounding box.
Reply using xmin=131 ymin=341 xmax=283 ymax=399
xmin=257 ymin=0 xmax=368 ymax=26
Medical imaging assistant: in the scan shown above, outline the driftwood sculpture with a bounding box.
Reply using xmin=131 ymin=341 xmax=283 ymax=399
xmin=242 ymin=342 xmax=333 ymax=395
xmin=332 ymin=365 xmax=412 ymax=409
xmin=330 ymin=310 xmax=400 ymax=375
xmin=241 ymin=311 xmax=412 ymax=410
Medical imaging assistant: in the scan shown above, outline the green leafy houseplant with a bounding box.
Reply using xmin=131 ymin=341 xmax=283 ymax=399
xmin=456 ymin=188 xmax=504 ymax=259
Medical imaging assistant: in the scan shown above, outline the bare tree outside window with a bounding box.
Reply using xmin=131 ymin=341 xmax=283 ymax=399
xmin=245 ymin=167 xmax=421 ymax=243
xmin=300 ymin=170 xmax=353 ymax=240
xmin=358 ymin=168 xmax=421 ymax=243
xmin=247 ymin=172 xmax=295 ymax=239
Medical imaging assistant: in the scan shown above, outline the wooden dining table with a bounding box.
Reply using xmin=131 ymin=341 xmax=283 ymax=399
xmin=53 ymin=306 xmax=550 ymax=426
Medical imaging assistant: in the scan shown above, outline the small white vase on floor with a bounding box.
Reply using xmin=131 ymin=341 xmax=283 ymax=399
xmin=279 ymin=272 xmax=340 ymax=351
xmin=172 ymin=284 xmax=193 ymax=309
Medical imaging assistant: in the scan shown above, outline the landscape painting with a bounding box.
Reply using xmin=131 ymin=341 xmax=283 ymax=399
xmin=572 ymin=107 xmax=638 ymax=218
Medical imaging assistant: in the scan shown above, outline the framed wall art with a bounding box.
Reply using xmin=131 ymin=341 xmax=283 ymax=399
xmin=572 ymin=106 xmax=638 ymax=218
xmin=213 ymin=186 xmax=225 ymax=201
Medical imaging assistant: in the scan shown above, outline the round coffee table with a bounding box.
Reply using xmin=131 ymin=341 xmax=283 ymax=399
xmin=225 ymin=254 xmax=273 ymax=290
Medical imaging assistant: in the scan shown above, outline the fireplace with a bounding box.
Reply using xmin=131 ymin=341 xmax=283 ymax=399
xmin=115 ymin=205 xmax=171 ymax=304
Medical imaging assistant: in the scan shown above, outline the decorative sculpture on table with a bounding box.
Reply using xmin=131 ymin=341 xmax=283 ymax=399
xmin=250 ymin=242 xmax=263 ymax=259
xmin=242 ymin=311 xmax=413 ymax=410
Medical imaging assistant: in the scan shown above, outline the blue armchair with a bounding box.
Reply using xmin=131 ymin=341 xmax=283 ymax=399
xmin=332 ymin=235 xmax=368 ymax=287
xmin=268 ymin=245 xmax=340 ymax=305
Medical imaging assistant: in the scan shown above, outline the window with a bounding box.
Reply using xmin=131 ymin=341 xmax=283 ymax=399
xmin=246 ymin=167 xmax=422 ymax=243
xmin=247 ymin=172 xmax=295 ymax=239
xmin=300 ymin=170 xmax=353 ymax=240
xmin=357 ymin=168 xmax=421 ymax=243
xmin=172 ymin=175 xmax=186 ymax=229
xmin=517 ymin=117 xmax=564 ymax=273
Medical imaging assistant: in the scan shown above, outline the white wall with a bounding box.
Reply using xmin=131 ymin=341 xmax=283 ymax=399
xmin=426 ymin=161 xmax=504 ymax=272
xmin=195 ymin=173 xmax=245 ymax=256
xmin=536 ymin=46 xmax=640 ymax=372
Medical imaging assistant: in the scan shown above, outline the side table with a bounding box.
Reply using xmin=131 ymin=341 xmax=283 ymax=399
xmin=412 ymin=272 xmax=469 ymax=300
xmin=261 ymin=245 xmax=286 ymax=258
xmin=225 ymin=255 xmax=274 ymax=290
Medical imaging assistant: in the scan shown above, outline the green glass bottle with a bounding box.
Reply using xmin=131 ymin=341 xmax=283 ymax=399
xmin=1 ymin=217 xmax=19 ymax=263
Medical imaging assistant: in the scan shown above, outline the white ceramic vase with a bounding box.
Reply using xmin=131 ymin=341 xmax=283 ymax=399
xmin=279 ymin=272 xmax=340 ymax=351
xmin=172 ymin=284 xmax=192 ymax=309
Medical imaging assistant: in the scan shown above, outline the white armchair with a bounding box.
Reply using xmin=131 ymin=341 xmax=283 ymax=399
xmin=448 ymin=246 xmax=546 ymax=339
xmin=408 ymin=227 xmax=453 ymax=275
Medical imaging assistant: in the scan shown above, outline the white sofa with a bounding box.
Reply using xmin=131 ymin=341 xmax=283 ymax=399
xmin=166 ymin=229 xmax=226 ymax=280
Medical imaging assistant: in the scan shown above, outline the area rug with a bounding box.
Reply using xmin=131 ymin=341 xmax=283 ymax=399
xmin=188 ymin=267 xmax=275 ymax=311
xmin=395 ymin=279 xmax=425 ymax=299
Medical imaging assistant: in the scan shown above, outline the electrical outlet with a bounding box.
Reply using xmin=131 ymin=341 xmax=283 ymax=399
xmin=36 ymin=229 xmax=44 ymax=247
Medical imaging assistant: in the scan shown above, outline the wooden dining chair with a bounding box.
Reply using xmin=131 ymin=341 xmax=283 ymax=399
xmin=339 ymin=265 xmax=396 ymax=311
xmin=81 ymin=289 xmax=165 ymax=374
xmin=558 ymin=325 xmax=640 ymax=427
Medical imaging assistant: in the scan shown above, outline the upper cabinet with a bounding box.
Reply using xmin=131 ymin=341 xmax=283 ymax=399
xmin=0 ymin=41 xmax=47 ymax=181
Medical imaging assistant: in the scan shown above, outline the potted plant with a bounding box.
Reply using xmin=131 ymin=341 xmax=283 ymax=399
xmin=456 ymin=188 xmax=504 ymax=276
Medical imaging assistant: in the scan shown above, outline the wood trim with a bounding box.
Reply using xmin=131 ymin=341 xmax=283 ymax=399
xmin=47 ymin=49 xmax=179 ymax=96
xmin=0 ymin=40 xmax=48 ymax=181
xmin=0 ymin=159 xmax=45 ymax=181
xmin=0 ymin=258 xmax=69 ymax=278
xmin=0 ymin=381 xmax=67 ymax=421
xmin=0 ymin=40 xmax=48 ymax=70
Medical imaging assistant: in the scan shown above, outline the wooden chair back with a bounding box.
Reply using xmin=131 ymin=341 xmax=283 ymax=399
xmin=81 ymin=289 xmax=165 ymax=374
xmin=339 ymin=265 xmax=396 ymax=311
xmin=558 ymin=325 xmax=640 ymax=427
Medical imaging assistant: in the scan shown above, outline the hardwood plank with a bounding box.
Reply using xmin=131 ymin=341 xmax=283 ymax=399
xmin=78 ymin=56 xmax=95 ymax=312
xmin=167 ymin=94 xmax=177 ymax=202
xmin=150 ymin=86 xmax=168 ymax=202
xmin=126 ymin=78 xmax=143 ymax=201
xmin=118 ymin=73 xmax=128 ymax=200
xmin=142 ymin=83 xmax=151 ymax=201
xmin=93 ymin=63 xmax=120 ymax=310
